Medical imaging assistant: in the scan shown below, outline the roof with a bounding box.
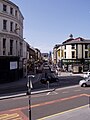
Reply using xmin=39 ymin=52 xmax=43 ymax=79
xmin=63 ymin=37 xmax=90 ymax=45
xmin=54 ymin=44 xmax=62 ymax=49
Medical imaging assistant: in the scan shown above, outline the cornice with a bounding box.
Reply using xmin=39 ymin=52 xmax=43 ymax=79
xmin=0 ymin=32 xmax=23 ymax=40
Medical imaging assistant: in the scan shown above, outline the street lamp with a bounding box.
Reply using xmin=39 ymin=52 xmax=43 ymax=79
xmin=27 ymin=75 xmax=35 ymax=120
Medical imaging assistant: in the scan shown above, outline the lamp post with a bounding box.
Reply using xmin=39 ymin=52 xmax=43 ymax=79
xmin=27 ymin=75 xmax=35 ymax=120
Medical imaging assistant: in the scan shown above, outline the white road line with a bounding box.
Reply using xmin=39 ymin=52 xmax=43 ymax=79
xmin=74 ymin=89 xmax=81 ymax=92
xmin=46 ymin=91 xmax=58 ymax=95
xmin=47 ymin=92 xmax=51 ymax=95
xmin=62 ymin=91 xmax=69 ymax=94
xmin=53 ymin=91 xmax=58 ymax=94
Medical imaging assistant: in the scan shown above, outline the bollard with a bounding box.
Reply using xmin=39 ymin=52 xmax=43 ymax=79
xmin=47 ymin=81 xmax=49 ymax=89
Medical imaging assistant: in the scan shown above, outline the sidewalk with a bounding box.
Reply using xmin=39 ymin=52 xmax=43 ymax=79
xmin=38 ymin=105 xmax=90 ymax=120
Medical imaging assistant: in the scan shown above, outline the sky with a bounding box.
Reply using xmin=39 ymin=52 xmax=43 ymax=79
xmin=11 ymin=0 xmax=90 ymax=53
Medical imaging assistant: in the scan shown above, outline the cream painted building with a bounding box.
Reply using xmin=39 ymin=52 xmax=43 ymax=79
xmin=53 ymin=36 xmax=90 ymax=73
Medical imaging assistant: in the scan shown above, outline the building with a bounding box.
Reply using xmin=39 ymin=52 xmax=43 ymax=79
xmin=41 ymin=53 xmax=49 ymax=62
xmin=53 ymin=35 xmax=90 ymax=73
xmin=0 ymin=0 xmax=24 ymax=82
xmin=53 ymin=44 xmax=61 ymax=65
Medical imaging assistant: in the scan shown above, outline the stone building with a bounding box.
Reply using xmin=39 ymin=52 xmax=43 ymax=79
xmin=0 ymin=0 xmax=24 ymax=82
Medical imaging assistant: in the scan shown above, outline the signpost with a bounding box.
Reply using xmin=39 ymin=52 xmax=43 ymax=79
xmin=27 ymin=75 xmax=35 ymax=120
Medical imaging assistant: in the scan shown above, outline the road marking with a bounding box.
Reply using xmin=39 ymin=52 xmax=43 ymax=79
xmin=74 ymin=89 xmax=81 ymax=92
xmin=37 ymin=104 xmax=89 ymax=120
xmin=0 ymin=111 xmax=28 ymax=120
xmin=0 ymin=94 xmax=89 ymax=114
xmin=0 ymin=113 xmax=20 ymax=120
xmin=31 ymin=94 xmax=89 ymax=108
xmin=62 ymin=91 xmax=69 ymax=93
xmin=46 ymin=91 xmax=58 ymax=95
xmin=47 ymin=92 xmax=51 ymax=95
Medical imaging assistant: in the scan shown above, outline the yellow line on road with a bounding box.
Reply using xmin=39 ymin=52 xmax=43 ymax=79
xmin=0 ymin=113 xmax=21 ymax=120
xmin=37 ymin=105 xmax=89 ymax=120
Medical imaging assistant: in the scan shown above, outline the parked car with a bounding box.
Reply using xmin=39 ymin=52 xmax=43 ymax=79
xmin=79 ymin=77 xmax=90 ymax=87
xmin=83 ymin=71 xmax=90 ymax=78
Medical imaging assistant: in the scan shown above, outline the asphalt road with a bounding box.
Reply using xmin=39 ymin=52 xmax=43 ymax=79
xmin=0 ymin=85 xmax=90 ymax=120
xmin=0 ymin=70 xmax=83 ymax=96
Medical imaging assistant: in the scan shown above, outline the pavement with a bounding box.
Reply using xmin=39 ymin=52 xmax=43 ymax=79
xmin=38 ymin=105 xmax=90 ymax=120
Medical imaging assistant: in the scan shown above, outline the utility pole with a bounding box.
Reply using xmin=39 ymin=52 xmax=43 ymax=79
xmin=27 ymin=75 xmax=34 ymax=120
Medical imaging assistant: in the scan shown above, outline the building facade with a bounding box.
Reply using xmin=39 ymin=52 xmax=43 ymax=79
xmin=0 ymin=0 xmax=24 ymax=82
xmin=53 ymin=36 xmax=90 ymax=73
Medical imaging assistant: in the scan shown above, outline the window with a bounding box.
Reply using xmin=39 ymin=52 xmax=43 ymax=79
xmin=10 ymin=22 xmax=13 ymax=32
xmin=85 ymin=44 xmax=88 ymax=49
xmin=71 ymin=44 xmax=75 ymax=49
xmin=85 ymin=51 xmax=88 ymax=58
xmin=3 ymin=4 xmax=7 ymax=12
xmin=64 ymin=52 xmax=66 ymax=58
xmin=61 ymin=50 xmax=63 ymax=57
xmin=64 ymin=45 xmax=66 ymax=49
xmin=72 ymin=51 xmax=75 ymax=58
xmin=16 ymin=40 xmax=17 ymax=55
xmin=20 ymin=42 xmax=22 ymax=56
xmin=10 ymin=7 xmax=13 ymax=15
xmin=10 ymin=40 xmax=13 ymax=55
xmin=3 ymin=20 xmax=7 ymax=30
xmin=15 ymin=23 xmax=17 ymax=33
xmin=15 ymin=10 xmax=17 ymax=17
xmin=3 ymin=38 xmax=6 ymax=55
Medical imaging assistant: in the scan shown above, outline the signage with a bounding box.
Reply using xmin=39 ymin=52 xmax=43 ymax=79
xmin=10 ymin=61 xmax=18 ymax=70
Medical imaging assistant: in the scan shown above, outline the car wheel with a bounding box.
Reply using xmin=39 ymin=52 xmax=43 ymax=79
xmin=81 ymin=83 xmax=87 ymax=87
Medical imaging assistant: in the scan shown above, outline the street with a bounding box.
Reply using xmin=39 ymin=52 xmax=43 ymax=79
xmin=0 ymin=85 xmax=90 ymax=120
xmin=0 ymin=65 xmax=88 ymax=120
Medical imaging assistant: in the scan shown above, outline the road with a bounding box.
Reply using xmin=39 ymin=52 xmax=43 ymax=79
xmin=0 ymin=67 xmax=83 ymax=96
xmin=0 ymin=85 xmax=90 ymax=120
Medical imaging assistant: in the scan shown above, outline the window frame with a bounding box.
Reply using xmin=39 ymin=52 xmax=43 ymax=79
xmin=10 ymin=7 xmax=13 ymax=15
xmin=3 ymin=19 xmax=7 ymax=30
xmin=3 ymin=4 xmax=7 ymax=12
xmin=85 ymin=51 xmax=88 ymax=58
xmin=72 ymin=51 xmax=75 ymax=58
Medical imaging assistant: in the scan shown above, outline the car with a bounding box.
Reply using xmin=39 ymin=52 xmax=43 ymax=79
xmin=40 ymin=75 xmax=58 ymax=84
xmin=79 ymin=77 xmax=90 ymax=87
xmin=83 ymin=71 xmax=90 ymax=78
